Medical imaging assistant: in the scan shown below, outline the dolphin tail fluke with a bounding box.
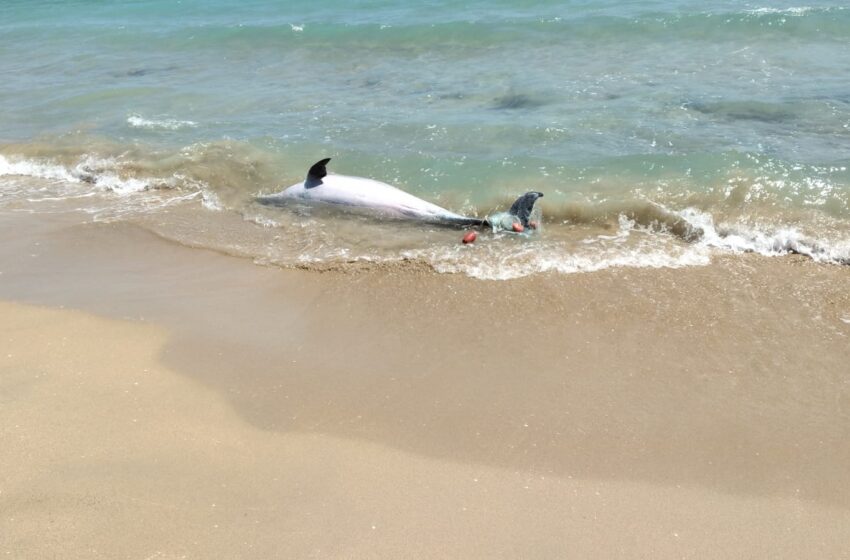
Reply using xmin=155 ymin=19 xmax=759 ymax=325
xmin=509 ymin=191 xmax=544 ymax=227
xmin=445 ymin=191 xmax=544 ymax=229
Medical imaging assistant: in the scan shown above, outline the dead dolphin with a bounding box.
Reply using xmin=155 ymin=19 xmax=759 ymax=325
xmin=257 ymin=158 xmax=542 ymax=228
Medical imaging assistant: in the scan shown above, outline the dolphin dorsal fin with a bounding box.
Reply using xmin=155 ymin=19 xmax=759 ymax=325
xmin=305 ymin=158 xmax=331 ymax=188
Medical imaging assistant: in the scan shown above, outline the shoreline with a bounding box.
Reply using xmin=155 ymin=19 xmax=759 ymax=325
xmin=2 ymin=211 xmax=850 ymax=557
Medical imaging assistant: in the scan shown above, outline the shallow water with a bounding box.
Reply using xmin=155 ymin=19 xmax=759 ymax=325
xmin=1 ymin=0 xmax=849 ymax=278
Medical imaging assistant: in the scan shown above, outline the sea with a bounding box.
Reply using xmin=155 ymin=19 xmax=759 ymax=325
xmin=1 ymin=0 xmax=848 ymax=279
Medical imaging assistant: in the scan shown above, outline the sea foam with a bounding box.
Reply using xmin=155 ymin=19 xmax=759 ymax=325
xmin=127 ymin=115 xmax=198 ymax=131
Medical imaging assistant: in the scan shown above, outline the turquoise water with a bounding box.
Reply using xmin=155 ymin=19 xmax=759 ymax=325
xmin=1 ymin=1 xmax=849 ymax=277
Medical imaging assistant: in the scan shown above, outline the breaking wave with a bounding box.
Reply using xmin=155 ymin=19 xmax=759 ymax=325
xmin=1 ymin=153 xmax=172 ymax=194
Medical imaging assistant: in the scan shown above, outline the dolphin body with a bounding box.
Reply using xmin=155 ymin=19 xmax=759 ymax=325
xmin=257 ymin=158 xmax=543 ymax=228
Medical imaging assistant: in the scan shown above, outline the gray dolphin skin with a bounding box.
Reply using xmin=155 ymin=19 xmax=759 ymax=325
xmin=257 ymin=158 xmax=543 ymax=228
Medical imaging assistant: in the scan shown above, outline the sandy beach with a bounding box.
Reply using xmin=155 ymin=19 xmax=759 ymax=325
xmin=3 ymin=1 xmax=850 ymax=557
xmin=1 ymin=211 xmax=849 ymax=558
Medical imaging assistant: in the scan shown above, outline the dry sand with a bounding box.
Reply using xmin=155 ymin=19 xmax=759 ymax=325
xmin=1 ymin=212 xmax=850 ymax=558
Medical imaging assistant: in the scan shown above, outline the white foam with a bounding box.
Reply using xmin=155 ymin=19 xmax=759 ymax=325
xmin=201 ymin=194 xmax=222 ymax=211
xmin=0 ymin=154 xmax=170 ymax=196
xmin=245 ymin=214 xmax=282 ymax=228
xmin=127 ymin=114 xmax=198 ymax=131
xmin=746 ymin=7 xmax=814 ymax=16
xmin=92 ymin=174 xmax=151 ymax=194
xmin=437 ymin=246 xmax=710 ymax=280
xmin=0 ymin=154 xmax=80 ymax=183
xmin=76 ymin=155 xmax=159 ymax=194
xmin=402 ymin=220 xmax=711 ymax=280
xmin=676 ymin=207 xmax=850 ymax=265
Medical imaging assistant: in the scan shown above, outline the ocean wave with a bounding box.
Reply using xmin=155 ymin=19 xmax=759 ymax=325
xmin=0 ymin=139 xmax=285 ymax=209
xmin=239 ymin=205 xmax=850 ymax=280
xmin=456 ymin=210 xmax=846 ymax=278
xmin=0 ymin=154 xmax=80 ymax=184
xmin=0 ymin=153 xmax=173 ymax=195
xmin=678 ymin=208 xmax=850 ymax=265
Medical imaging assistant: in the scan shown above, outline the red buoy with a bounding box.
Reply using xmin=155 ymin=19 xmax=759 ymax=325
xmin=512 ymin=222 xmax=525 ymax=233
xmin=462 ymin=230 xmax=477 ymax=244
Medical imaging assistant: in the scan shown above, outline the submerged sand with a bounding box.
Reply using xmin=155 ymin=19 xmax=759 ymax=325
xmin=1 ymin=212 xmax=849 ymax=558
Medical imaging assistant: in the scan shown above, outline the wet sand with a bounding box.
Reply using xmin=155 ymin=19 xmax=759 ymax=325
xmin=2 ymin=212 xmax=850 ymax=558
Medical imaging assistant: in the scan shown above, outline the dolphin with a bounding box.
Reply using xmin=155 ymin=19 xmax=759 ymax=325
xmin=257 ymin=158 xmax=543 ymax=228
